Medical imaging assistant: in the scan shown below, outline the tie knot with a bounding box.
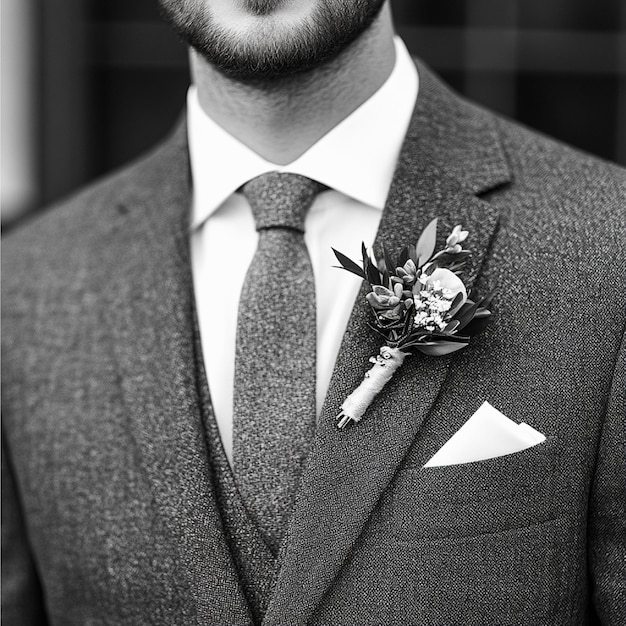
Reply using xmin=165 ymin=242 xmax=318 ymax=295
xmin=242 ymin=172 xmax=323 ymax=232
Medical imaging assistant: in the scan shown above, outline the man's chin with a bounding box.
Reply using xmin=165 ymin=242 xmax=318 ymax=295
xmin=160 ymin=0 xmax=387 ymax=82
xmin=198 ymin=39 xmax=342 ymax=84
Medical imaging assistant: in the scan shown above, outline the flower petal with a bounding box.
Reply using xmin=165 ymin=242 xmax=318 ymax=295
xmin=424 ymin=268 xmax=467 ymax=303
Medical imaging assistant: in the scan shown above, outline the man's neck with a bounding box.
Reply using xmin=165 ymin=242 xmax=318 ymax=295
xmin=190 ymin=4 xmax=396 ymax=165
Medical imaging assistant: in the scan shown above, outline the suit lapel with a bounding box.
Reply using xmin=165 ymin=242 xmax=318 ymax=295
xmin=105 ymin=124 xmax=252 ymax=624
xmin=265 ymin=61 xmax=512 ymax=624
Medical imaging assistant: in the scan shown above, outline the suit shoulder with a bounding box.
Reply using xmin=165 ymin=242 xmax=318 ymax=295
xmin=491 ymin=112 xmax=626 ymax=227
xmin=2 ymin=123 xmax=187 ymax=291
xmin=4 ymin=143 xmax=164 ymax=261
xmin=477 ymin=109 xmax=626 ymax=285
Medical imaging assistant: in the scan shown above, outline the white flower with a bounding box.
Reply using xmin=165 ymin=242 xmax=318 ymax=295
xmin=412 ymin=268 xmax=468 ymax=331
xmin=420 ymin=268 xmax=468 ymax=305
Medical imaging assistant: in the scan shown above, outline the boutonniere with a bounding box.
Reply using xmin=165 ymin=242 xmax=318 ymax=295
xmin=332 ymin=218 xmax=494 ymax=429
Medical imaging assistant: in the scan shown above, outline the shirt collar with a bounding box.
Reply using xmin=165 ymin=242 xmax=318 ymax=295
xmin=188 ymin=37 xmax=419 ymax=229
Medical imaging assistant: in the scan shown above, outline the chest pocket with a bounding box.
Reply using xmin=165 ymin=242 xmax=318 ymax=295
xmin=371 ymin=436 xmax=565 ymax=541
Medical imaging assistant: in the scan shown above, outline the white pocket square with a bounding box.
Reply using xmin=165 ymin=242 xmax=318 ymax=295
xmin=424 ymin=401 xmax=546 ymax=467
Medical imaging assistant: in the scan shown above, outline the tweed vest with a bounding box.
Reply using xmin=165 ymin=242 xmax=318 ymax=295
xmin=192 ymin=311 xmax=279 ymax=624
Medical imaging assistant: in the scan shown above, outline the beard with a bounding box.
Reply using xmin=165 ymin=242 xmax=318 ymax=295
xmin=241 ymin=0 xmax=284 ymax=15
xmin=158 ymin=0 xmax=387 ymax=82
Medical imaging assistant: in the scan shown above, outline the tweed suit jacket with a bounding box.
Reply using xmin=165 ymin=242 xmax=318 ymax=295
xmin=3 ymin=61 xmax=625 ymax=625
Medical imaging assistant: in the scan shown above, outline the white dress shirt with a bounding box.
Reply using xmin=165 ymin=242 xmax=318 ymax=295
xmin=189 ymin=37 xmax=418 ymax=465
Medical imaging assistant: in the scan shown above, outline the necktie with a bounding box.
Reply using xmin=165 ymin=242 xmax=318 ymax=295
xmin=233 ymin=172 xmax=322 ymax=553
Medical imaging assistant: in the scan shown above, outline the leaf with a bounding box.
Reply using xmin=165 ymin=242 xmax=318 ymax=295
xmin=443 ymin=319 xmax=460 ymax=333
xmin=416 ymin=341 xmax=467 ymax=356
xmin=332 ymin=248 xmax=366 ymax=279
xmin=398 ymin=246 xmax=410 ymax=267
xmin=361 ymin=242 xmax=369 ymax=268
xmin=462 ymin=316 xmax=491 ymax=336
xmin=448 ymin=292 xmax=465 ymax=317
xmin=415 ymin=218 xmax=438 ymax=267
xmin=359 ymin=244 xmax=379 ymax=285
xmin=376 ymin=257 xmax=390 ymax=288
xmin=426 ymin=333 xmax=469 ymax=343
xmin=381 ymin=268 xmax=390 ymax=289
xmin=424 ymin=262 xmax=437 ymax=276
xmin=383 ymin=244 xmax=395 ymax=276
xmin=431 ymin=250 xmax=471 ymax=273
xmin=366 ymin=259 xmax=382 ymax=286
xmin=455 ymin=300 xmax=480 ymax=331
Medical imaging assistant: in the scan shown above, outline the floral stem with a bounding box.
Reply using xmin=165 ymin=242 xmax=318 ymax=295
xmin=335 ymin=346 xmax=408 ymax=429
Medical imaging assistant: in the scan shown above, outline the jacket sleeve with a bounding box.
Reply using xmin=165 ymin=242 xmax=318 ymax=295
xmin=2 ymin=433 xmax=49 ymax=625
xmin=588 ymin=332 xmax=626 ymax=625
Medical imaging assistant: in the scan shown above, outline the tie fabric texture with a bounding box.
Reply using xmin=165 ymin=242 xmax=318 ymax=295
xmin=233 ymin=172 xmax=323 ymax=553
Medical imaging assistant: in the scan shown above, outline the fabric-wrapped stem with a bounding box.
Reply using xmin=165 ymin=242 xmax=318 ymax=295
xmin=335 ymin=346 xmax=408 ymax=429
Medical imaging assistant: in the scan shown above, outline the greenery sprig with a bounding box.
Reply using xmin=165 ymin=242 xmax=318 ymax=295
xmin=333 ymin=218 xmax=493 ymax=357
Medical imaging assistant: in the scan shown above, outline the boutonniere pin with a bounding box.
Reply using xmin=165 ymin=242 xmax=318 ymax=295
xmin=332 ymin=219 xmax=494 ymax=429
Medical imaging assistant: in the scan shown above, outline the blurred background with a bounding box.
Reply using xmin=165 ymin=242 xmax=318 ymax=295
xmin=2 ymin=0 xmax=625 ymax=230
